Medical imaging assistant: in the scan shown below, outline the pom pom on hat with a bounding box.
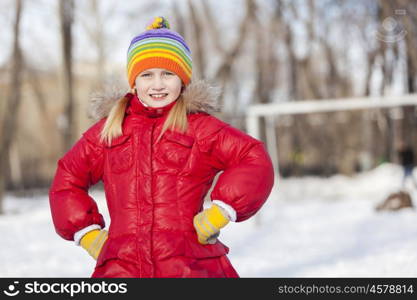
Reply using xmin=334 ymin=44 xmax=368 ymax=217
xmin=146 ymin=16 xmax=170 ymax=30
xmin=127 ymin=16 xmax=192 ymax=88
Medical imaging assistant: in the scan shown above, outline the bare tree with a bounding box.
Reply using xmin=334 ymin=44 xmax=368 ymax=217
xmin=0 ymin=0 xmax=23 ymax=214
xmin=201 ymin=0 xmax=254 ymax=108
xmin=398 ymin=1 xmax=417 ymax=149
xmin=59 ymin=0 xmax=76 ymax=152
xmin=247 ymin=0 xmax=282 ymax=143
xmin=88 ymin=0 xmax=106 ymax=86
xmin=187 ymin=0 xmax=205 ymax=79
xmin=80 ymin=0 xmax=115 ymax=87
xmin=171 ymin=1 xmax=185 ymax=37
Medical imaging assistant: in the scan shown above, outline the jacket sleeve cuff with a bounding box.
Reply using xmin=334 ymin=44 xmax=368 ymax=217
xmin=73 ymin=224 xmax=103 ymax=246
xmin=212 ymin=200 xmax=237 ymax=222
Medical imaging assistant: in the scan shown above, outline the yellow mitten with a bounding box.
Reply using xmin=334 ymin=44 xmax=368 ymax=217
xmin=193 ymin=204 xmax=230 ymax=245
xmin=80 ymin=229 xmax=108 ymax=260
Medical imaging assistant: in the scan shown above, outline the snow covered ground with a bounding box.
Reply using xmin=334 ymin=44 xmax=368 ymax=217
xmin=1 ymin=163 xmax=417 ymax=277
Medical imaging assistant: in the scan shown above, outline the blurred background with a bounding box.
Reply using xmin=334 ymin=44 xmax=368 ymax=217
xmin=1 ymin=0 xmax=417 ymax=277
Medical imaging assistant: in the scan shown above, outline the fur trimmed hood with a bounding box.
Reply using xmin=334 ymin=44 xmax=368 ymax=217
xmin=88 ymin=80 xmax=222 ymax=121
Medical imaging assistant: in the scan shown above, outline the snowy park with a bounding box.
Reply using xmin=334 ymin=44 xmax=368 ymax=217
xmin=1 ymin=163 xmax=417 ymax=278
xmin=1 ymin=0 xmax=417 ymax=280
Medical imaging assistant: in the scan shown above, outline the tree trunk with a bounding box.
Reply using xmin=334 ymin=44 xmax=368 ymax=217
xmin=84 ymin=0 xmax=106 ymax=87
xmin=212 ymin=0 xmax=254 ymax=109
xmin=187 ymin=0 xmax=205 ymax=79
xmin=59 ymin=0 xmax=76 ymax=152
xmin=0 ymin=0 xmax=23 ymax=214
xmin=402 ymin=23 xmax=417 ymax=150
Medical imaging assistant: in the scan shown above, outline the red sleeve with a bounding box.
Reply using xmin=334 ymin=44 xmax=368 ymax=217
xmin=49 ymin=123 xmax=105 ymax=241
xmin=205 ymin=124 xmax=275 ymax=222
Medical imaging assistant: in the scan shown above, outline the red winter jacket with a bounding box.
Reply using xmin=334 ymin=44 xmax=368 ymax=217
xmin=49 ymin=81 xmax=275 ymax=277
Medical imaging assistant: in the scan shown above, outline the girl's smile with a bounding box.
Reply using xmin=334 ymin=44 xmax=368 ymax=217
xmin=149 ymin=93 xmax=168 ymax=100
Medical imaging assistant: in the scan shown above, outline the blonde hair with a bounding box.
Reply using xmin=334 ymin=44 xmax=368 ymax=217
xmin=99 ymin=94 xmax=188 ymax=146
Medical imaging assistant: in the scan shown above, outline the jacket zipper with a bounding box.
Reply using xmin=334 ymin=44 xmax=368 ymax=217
xmin=149 ymin=120 xmax=156 ymax=277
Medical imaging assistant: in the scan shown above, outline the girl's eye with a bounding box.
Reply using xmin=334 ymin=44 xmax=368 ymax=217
xmin=141 ymin=73 xmax=151 ymax=77
xmin=164 ymin=72 xmax=174 ymax=76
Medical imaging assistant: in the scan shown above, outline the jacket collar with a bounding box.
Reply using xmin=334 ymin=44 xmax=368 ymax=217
xmin=125 ymin=93 xmax=177 ymax=118
xmin=88 ymin=80 xmax=222 ymax=121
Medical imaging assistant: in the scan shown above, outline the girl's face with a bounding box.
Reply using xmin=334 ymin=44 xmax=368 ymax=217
xmin=135 ymin=68 xmax=182 ymax=108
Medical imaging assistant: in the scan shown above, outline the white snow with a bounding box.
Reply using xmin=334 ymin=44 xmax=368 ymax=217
xmin=1 ymin=163 xmax=417 ymax=277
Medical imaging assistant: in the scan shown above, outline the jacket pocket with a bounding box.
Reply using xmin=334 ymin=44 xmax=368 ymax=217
xmin=158 ymin=131 xmax=194 ymax=169
xmin=105 ymin=134 xmax=133 ymax=174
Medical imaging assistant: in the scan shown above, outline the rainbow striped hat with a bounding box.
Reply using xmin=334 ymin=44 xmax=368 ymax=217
xmin=127 ymin=17 xmax=192 ymax=88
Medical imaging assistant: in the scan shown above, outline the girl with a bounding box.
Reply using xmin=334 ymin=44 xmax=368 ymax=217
xmin=49 ymin=17 xmax=274 ymax=278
